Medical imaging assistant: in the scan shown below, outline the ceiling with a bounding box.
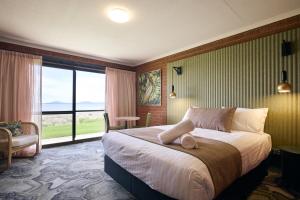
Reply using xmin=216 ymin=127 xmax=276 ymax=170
xmin=0 ymin=0 xmax=300 ymax=66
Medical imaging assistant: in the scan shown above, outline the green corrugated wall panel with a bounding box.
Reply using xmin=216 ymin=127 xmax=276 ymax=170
xmin=167 ymin=28 xmax=300 ymax=147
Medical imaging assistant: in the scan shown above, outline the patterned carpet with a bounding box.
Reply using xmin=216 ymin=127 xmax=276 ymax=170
xmin=246 ymin=169 xmax=297 ymax=200
xmin=0 ymin=141 xmax=297 ymax=200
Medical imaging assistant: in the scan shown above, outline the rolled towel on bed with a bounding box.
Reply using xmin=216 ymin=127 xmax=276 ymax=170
xmin=180 ymin=133 xmax=198 ymax=149
xmin=158 ymin=119 xmax=194 ymax=144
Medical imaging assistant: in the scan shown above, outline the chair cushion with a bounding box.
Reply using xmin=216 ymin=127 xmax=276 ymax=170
xmin=12 ymin=135 xmax=38 ymax=147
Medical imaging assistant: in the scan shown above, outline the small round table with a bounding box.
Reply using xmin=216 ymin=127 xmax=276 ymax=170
xmin=115 ymin=116 xmax=140 ymax=129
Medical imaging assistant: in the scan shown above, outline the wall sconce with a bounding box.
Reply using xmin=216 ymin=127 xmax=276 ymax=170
xmin=169 ymin=67 xmax=182 ymax=98
xmin=277 ymin=40 xmax=292 ymax=93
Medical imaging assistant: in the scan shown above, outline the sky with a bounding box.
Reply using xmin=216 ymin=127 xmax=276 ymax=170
xmin=42 ymin=67 xmax=106 ymax=103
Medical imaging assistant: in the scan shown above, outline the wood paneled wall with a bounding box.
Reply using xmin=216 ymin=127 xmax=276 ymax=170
xmin=167 ymin=28 xmax=300 ymax=147
xmin=136 ymin=15 xmax=300 ymax=129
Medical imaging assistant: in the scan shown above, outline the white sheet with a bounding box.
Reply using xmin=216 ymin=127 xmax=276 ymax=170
xmin=102 ymin=125 xmax=271 ymax=200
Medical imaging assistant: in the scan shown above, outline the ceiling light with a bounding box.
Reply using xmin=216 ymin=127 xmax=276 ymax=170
xmin=108 ymin=8 xmax=129 ymax=23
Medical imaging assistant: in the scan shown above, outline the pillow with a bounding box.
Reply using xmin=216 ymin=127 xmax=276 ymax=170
xmin=0 ymin=121 xmax=23 ymax=136
xmin=182 ymin=107 xmax=192 ymax=121
xmin=182 ymin=105 xmax=199 ymax=120
xmin=182 ymin=107 xmax=236 ymax=132
xmin=231 ymin=108 xmax=268 ymax=133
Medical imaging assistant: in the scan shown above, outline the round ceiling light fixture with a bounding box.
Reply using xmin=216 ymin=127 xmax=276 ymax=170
xmin=108 ymin=8 xmax=129 ymax=23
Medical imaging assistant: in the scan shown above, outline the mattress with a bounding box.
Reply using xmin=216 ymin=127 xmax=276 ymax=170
xmin=102 ymin=125 xmax=271 ymax=200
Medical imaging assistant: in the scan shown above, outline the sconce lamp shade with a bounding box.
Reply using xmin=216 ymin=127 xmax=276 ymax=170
xmin=169 ymin=85 xmax=176 ymax=98
xmin=277 ymin=70 xmax=292 ymax=93
xmin=169 ymin=91 xmax=176 ymax=98
xmin=277 ymin=82 xmax=292 ymax=93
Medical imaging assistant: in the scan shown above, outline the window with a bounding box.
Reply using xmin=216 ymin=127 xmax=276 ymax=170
xmin=42 ymin=64 xmax=105 ymax=144
xmin=76 ymin=71 xmax=106 ymax=138
xmin=42 ymin=67 xmax=73 ymax=111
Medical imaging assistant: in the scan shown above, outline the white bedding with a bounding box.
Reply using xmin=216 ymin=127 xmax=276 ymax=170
xmin=102 ymin=125 xmax=271 ymax=200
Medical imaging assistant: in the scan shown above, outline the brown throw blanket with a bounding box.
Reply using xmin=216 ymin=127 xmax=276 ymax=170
xmin=117 ymin=128 xmax=242 ymax=197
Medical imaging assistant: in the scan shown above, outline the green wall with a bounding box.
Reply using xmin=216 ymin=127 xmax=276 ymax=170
xmin=167 ymin=28 xmax=300 ymax=147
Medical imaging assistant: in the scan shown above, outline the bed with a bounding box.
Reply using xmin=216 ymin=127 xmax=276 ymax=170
xmin=102 ymin=125 xmax=271 ymax=200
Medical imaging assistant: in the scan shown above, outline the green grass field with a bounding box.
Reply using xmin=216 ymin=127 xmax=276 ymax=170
xmin=42 ymin=119 xmax=105 ymax=139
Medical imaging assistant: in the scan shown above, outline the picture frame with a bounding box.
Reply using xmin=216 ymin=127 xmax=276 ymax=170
xmin=138 ymin=69 xmax=161 ymax=106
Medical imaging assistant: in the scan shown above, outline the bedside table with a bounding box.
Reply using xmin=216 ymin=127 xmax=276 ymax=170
xmin=280 ymin=146 xmax=300 ymax=192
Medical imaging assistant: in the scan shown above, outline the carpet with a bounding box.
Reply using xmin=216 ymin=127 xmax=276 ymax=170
xmin=0 ymin=141 xmax=297 ymax=200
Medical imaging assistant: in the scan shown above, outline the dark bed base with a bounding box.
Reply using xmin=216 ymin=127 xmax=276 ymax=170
xmin=104 ymin=155 xmax=270 ymax=200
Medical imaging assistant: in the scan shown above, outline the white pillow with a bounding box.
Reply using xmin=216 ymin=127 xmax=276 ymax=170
xmin=182 ymin=107 xmax=191 ymax=121
xmin=231 ymin=108 xmax=268 ymax=133
xmin=182 ymin=106 xmax=199 ymax=121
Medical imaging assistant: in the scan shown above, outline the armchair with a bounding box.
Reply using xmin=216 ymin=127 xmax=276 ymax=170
xmin=0 ymin=122 xmax=39 ymax=172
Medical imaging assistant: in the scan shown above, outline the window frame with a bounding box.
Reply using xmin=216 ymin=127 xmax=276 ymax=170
xmin=42 ymin=59 xmax=105 ymax=142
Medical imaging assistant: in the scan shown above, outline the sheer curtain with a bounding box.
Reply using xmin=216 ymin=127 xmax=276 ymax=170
xmin=0 ymin=50 xmax=42 ymax=156
xmin=105 ymin=67 xmax=136 ymax=126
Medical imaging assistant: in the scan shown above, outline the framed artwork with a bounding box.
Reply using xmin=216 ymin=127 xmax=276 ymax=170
xmin=138 ymin=69 xmax=161 ymax=106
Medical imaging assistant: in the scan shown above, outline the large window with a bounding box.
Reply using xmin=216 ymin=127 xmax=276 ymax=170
xmin=42 ymin=66 xmax=105 ymax=144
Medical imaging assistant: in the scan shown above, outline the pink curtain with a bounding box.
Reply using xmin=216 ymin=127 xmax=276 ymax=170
xmin=106 ymin=67 xmax=136 ymax=127
xmin=0 ymin=50 xmax=42 ymax=156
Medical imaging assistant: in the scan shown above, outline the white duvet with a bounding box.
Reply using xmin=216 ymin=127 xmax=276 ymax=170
xmin=102 ymin=125 xmax=271 ymax=200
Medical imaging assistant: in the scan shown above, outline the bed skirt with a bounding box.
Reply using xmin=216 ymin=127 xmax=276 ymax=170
xmin=104 ymin=154 xmax=270 ymax=200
